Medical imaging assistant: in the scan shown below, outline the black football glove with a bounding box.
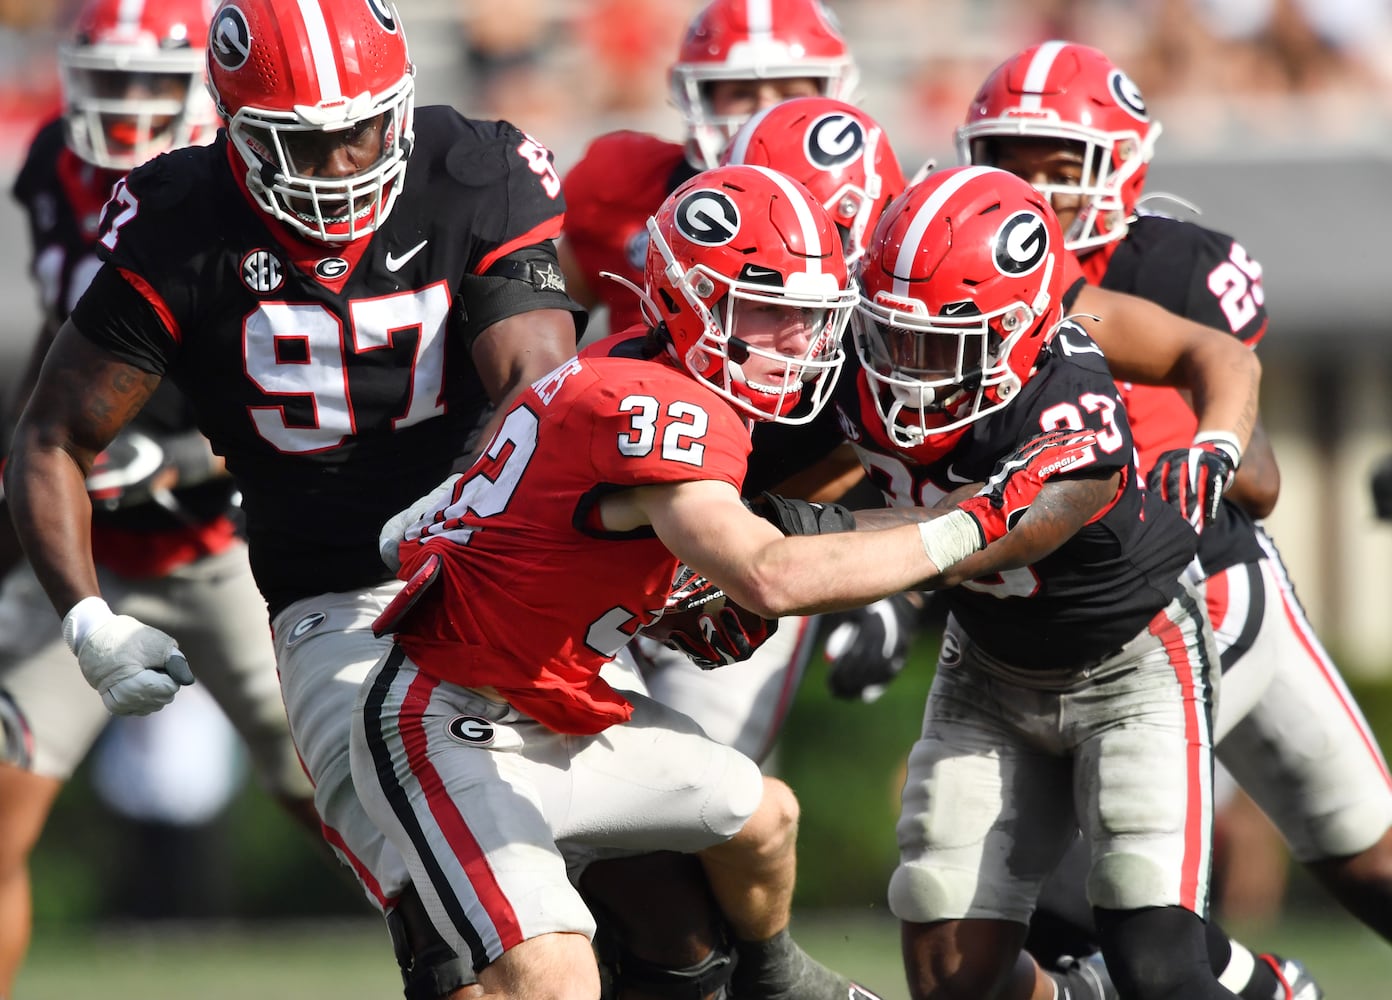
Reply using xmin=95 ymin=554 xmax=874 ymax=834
xmin=1147 ymin=433 xmax=1241 ymax=530
xmin=822 ymin=591 xmax=925 ymax=703
xmin=1373 ymin=454 xmax=1392 ymax=523
xmin=747 ymin=491 xmax=858 ymax=536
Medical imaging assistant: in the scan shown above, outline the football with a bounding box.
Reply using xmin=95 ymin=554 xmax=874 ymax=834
xmin=643 ymin=591 xmax=728 ymax=646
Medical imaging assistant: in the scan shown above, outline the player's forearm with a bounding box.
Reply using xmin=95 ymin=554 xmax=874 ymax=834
xmin=1223 ymin=419 xmax=1279 ymax=517
xmin=1182 ymin=334 xmax=1261 ymax=456
xmin=3 ymin=438 xmax=100 ymax=614
xmin=727 ymin=520 xmax=967 ymax=618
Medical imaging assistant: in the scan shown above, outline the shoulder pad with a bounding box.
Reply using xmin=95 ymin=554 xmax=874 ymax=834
xmin=439 ymin=114 xmax=522 ymax=190
xmin=124 ymin=146 xmax=200 ymax=210
xmin=1045 ymin=322 xmax=1113 ymax=376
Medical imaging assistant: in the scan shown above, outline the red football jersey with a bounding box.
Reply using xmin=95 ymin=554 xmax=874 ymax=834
xmin=561 ymin=131 xmax=695 ymax=332
xmin=396 ymin=348 xmax=751 ymax=734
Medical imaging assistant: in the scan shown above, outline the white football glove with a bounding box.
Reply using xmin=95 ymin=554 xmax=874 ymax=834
xmin=378 ymin=473 xmax=462 ymax=571
xmin=62 ymin=597 xmax=194 ymax=716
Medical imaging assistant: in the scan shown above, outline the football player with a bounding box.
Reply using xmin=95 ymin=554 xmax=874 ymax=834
xmin=3 ymin=1 xmax=586 ymax=997
xmin=962 ymin=39 xmax=1391 ymax=998
xmin=0 ymin=0 xmax=317 ymax=993
xmin=840 ymin=164 xmax=1239 ymax=1000
xmin=356 ymin=162 xmax=1098 ymax=1000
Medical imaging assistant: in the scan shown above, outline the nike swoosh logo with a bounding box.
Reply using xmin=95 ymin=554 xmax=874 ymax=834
xmin=944 ymin=464 xmax=974 ymax=485
xmin=941 ymin=301 xmax=973 ymax=316
xmin=385 ymin=240 xmax=428 ymax=272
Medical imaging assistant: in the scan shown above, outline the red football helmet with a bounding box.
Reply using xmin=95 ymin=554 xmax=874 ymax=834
xmin=957 ymin=41 xmax=1159 ymax=254
xmin=644 ymin=164 xmax=856 ymax=424
xmin=854 ymin=166 xmax=1065 ymax=445
xmin=670 ymin=0 xmax=858 ymax=169
xmin=58 ymin=0 xmax=217 ymax=171
xmin=722 ymin=97 xmax=906 ymax=267
xmin=205 ymin=0 xmax=415 ymax=244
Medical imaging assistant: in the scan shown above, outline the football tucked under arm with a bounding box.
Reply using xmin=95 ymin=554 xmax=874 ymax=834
xmin=642 ymin=564 xmax=778 ymax=670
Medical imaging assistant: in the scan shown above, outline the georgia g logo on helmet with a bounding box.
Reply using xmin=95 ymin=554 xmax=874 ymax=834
xmin=994 ymin=210 xmax=1049 ymax=276
xmin=805 ymin=112 xmax=864 ymax=170
xmin=675 ymin=189 xmax=741 ymax=246
xmin=364 ymin=0 xmax=398 ymax=32
xmin=1108 ymin=68 xmax=1148 ymax=122
xmin=210 ymin=5 xmax=251 ymax=71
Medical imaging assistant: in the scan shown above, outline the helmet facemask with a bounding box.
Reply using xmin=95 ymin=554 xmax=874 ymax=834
xmin=853 ymin=262 xmax=1054 ymax=445
xmin=962 ymin=128 xmax=1156 ymax=255
xmin=60 ymin=43 xmax=213 ymax=171
xmin=225 ymin=72 xmax=415 ymax=244
xmin=674 ymin=64 xmax=854 ymax=170
xmin=648 ymin=216 xmax=853 ymax=425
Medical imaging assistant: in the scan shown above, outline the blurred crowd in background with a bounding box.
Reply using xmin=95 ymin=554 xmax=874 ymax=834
xmin=4 ymin=0 xmax=1392 ymax=172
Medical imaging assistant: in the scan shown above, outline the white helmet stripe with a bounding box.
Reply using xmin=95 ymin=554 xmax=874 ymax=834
xmin=748 ymin=0 xmax=772 ymax=41
xmin=892 ymin=165 xmax=993 ymax=298
xmin=116 ymin=0 xmax=147 ymax=27
xmin=297 ymin=0 xmax=343 ymax=101
xmin=748 ymin=164 xmax=823 ymax=274
xmin=1018 ymin=39 xmax=1067 ymax=111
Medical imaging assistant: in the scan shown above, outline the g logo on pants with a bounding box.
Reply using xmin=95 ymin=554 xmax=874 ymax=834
xmin=446 ymin=715 xmax=496 ymax=746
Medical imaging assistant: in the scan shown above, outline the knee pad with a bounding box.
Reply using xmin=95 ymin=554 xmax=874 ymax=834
xmin=386 ymin=884 xmax=475 ymax=1000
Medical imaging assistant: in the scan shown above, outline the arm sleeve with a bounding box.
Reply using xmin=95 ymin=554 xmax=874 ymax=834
xmin=454 ymin=245 xmax=587 ymax=348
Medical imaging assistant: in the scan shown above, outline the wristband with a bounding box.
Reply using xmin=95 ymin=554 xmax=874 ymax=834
xmin=1193 ymin=430 xmax=1242 ymax=468
xmin=918 ymin=509 xmax=985 ymax=572
xmin=62 ymin=596 xmax=114 ymax=655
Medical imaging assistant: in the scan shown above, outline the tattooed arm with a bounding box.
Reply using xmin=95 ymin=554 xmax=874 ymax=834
xmin=854 ymin=472 xmax=1121 ymax=590
xmin=4 ymin=318 xmax=160 ymax=614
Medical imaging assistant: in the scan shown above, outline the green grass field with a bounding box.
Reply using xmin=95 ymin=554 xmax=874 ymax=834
xmin=16 ymin=909 xmax=1392 ymax=999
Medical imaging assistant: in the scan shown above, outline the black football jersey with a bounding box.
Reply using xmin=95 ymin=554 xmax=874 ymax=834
xmin=1088 ymin=213 xmax=1268 ymax=577
xmin=13 ymin=117 xmax=235 ymax=531
xmin=70 ymin=106 xmax=583 ymax=614
xmin=835 ymin=325 xmax=1197 ymax=670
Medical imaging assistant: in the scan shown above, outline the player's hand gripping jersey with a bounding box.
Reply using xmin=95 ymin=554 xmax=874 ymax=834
xmin=390 ymin=349 xmax=752 ymax=735
xmin=71 ymin=107 xmax=580 ymax=613
xmin=836 ymin=324 xmax=1198 ymax=670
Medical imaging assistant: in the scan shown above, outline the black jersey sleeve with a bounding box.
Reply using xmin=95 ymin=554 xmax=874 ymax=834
xmin=69 ymin=264 xmax=175 ymax=375
xmin=431 ymin=111 xmax=568 ymax=275
xmin=454 ymin=245 xmax=587 ymax=348
xmin=973 ymin=324 xmax=1134 ymax=481
xmin=1103 ymin=215 xmax=1267 ymax=344
xmin=76 ymin=145 xmax=212 ymax=371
